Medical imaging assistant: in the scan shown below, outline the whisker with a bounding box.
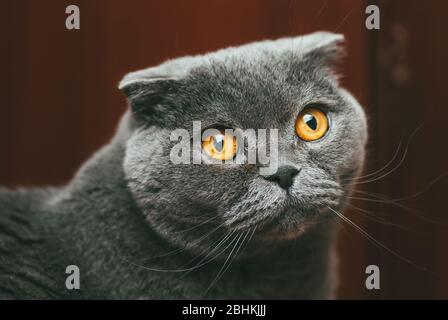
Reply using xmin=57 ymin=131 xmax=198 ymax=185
xmin=327 ymin=206 xmax=434 ymax=275
xmin=175 ymin=230 xmax=238 ymax=281
xmin=238 ymin=226 xmax=257 ymax=256
xmin=345 ymin=193 xmax=434 ymax=225
xmin=351 ymin=147 xmax=409 ymax=185
xmin=208 ymin=228 xmax=252 ymax=288
xmin=140 ymin=220 xmax=227 ymax=261
xmin=343 ymin=124 xmax=424 ymax=185
xmin=346 ymin=203 xmax=417 ymax=231
xmin=333 ymin=8 xmax=354 ymax=32
xmin=346 ymin=139 xmax=403 ymax=182
xmin=333 ymin=210 xmax=358 ymax=241
xmin=357 ymin=172 xmax=448 ymax=203
xmin=204 ymin=230 xmax=247 ymax=295
xmin=118 ymin=228 xmax=236 ymax=273
xmin=348 ymin=174 xmax=448 ymax=226
xmin=314 ymin=0 xmax=329 ymax=20
xmin=180 ymin=229 xmax=236 ymax=273
xmin=177 ymin=214 xmax=220 ymax=234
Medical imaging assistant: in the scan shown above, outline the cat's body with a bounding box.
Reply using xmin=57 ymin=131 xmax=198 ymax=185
xmin=0 ymin=32 xmax=366 ymax=299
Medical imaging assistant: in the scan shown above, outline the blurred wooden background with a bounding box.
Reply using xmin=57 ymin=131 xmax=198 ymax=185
xmin=0 ymin=0 xmax=447 ymax=299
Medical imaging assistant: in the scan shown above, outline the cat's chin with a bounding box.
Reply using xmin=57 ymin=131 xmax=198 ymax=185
xmin=259 ymin=223 xmax=313 ymax=241
xmin=255 ymin=206 xmax=329 ymax=242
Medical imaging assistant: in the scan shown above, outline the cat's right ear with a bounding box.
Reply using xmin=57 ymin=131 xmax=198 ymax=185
xmin=119 ymin=70 xmax=181 ymax=126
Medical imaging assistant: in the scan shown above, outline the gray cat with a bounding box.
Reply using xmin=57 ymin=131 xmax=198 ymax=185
xmin=0 ymin=31 xmax=367 ymax=299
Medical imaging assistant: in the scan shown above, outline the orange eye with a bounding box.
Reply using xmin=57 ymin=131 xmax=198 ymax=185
xmin=295 ymin=108 xmax=329 ymax=141
xmin=202 ymin=131 xmax=238 ymax=161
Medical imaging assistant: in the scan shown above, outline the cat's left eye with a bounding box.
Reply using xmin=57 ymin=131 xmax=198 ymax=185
xmin=295 ymin=108 xmax=329 ymax=141
xmin=202 ymin=131 xmax=238 ymax=161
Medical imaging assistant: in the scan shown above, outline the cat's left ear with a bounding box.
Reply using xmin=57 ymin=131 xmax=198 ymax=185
xmin=119 ymin=67 xmax=181 ymax=126
xmin=298 ymin=31 xmax=345 ymax=68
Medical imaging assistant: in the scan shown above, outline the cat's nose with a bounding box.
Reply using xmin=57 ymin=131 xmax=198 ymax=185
xmin=263 ymin=165 xmax=301 ymax=191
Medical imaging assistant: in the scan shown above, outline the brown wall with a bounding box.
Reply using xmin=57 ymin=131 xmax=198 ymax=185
xmin=0 ymin=0 xmax=447 ymax=299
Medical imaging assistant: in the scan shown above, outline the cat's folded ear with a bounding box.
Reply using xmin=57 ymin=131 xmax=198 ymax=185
xmin=298 ymin=31 xmax=345 ymax=69
xmin=119 ymin=68 xmax=181 ymax=126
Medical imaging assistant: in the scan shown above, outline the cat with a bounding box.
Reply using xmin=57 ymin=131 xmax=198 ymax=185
xmin=0 ymin=31 xmax=367 ymax=299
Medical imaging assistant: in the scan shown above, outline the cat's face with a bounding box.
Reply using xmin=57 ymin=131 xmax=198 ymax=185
xmin=121 ymin=32 xmax=367 ymax=254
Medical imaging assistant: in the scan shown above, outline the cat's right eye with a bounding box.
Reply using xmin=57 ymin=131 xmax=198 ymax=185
xmin=202 ymin=130 xmax=238 ymax=161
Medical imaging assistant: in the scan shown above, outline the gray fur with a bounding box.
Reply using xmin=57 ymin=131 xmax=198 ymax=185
xmin=0 ymin=31 xmax=367 ymax=299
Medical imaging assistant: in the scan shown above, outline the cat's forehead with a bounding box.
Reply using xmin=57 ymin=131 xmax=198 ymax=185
xmin=183 ymin=62 xmax=295 ymax=128
xmin=181 ymin=54 xmax=339 ymax=129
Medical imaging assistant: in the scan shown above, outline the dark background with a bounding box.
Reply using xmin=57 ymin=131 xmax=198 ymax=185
xmin=0 ymin=0 xmax=447 ymax=299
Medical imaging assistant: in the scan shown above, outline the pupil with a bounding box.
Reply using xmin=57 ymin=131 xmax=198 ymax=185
xmin=213 ymin=135 xmax=224 ymax=152
xmin=304 ymin=114 xmax=317 ymax=130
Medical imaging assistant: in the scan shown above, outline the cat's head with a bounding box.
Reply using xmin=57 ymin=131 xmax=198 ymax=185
xmin=120 ymin=31 xmax=367 ymax=254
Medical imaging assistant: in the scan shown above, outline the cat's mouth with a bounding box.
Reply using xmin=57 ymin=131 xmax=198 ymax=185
xmin=224 ymin=179 xmax=341 ymax=239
